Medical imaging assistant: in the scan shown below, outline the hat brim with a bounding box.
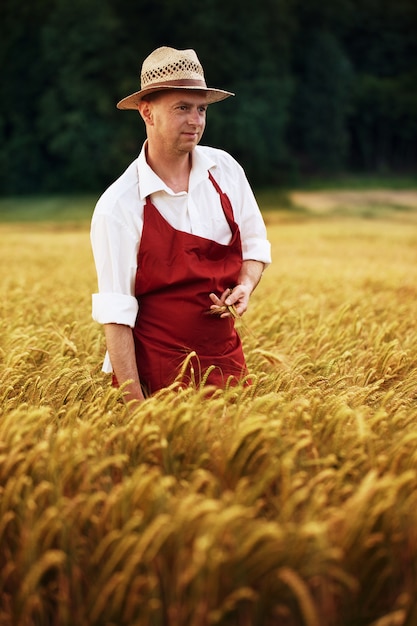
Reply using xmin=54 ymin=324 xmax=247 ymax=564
xmin=117 ymin=85 xmax=234 ymax=110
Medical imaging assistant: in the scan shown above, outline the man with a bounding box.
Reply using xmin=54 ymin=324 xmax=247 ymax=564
xmin=91 ymin=46 xmax=271 ymax=403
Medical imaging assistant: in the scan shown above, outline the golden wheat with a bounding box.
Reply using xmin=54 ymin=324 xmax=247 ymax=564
xmin=1 ymin=203 xmax=417 ymax=625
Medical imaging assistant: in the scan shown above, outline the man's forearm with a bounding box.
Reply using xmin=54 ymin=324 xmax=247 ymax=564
xmin=104 ymin=323 xmax=145 ymax=402
xmin=237 ymin=259 xmax=265 ymax=293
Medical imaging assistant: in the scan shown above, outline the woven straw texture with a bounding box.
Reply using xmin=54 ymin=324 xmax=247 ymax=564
xmin=142 ymin=48 xmax=204 ymax=86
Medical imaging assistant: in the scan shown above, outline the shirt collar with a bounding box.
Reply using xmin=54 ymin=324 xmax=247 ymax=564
xmin=136 ymin=141 xmax=217 ymax=199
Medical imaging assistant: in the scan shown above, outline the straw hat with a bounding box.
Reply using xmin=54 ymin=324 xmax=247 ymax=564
xmin=117 ymin=46 xmax=234 ymax=110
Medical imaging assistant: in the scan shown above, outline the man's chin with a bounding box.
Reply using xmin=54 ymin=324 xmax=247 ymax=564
xmin=178 ymin=140 xmax=200 ymax=153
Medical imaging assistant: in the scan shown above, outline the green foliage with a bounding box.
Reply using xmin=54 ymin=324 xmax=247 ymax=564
xmin=352 ymin=70 xmax=417 ymax=171
xmin=289 ymin=30 xmax=353 ymax=172
xmin=37 ymin=0 xmax=124 ymax=190
xmin=0 ymin=0 xmax=416 ymax=194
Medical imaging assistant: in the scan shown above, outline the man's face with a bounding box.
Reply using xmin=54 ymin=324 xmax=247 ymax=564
xmin=142 ymin=90 xmax=208 ymax=155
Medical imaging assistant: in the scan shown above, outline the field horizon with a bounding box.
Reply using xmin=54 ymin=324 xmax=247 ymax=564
xmin=0 ymin=178 xmax=417 ymax=224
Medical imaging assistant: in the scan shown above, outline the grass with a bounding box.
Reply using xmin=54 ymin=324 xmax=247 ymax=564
xmin=0 ymin=195 xmax=97 ymax=225
xmin=1 ymin=191 xmax=417 ymax=625
xmin=272 ymin=172 xmax=417 ymax=192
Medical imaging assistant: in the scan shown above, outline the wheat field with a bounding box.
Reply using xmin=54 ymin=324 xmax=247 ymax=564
xmin=1 ymin=192 xmax=417 ymax=626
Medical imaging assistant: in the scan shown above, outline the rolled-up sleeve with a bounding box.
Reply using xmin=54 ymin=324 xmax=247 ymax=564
xmin=92 ymin=292 xmax=138 ymax=326
xmin=241 ymin=236 xmax=272 ymax=265
xmin=233 ymin=164 xmax=272 ymax=267
xmin=90 ymin=207 xmax=140 ymax=327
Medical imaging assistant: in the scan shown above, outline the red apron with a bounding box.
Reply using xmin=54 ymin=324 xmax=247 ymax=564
xmin=132 ymin=172 xmax=248 ymax=394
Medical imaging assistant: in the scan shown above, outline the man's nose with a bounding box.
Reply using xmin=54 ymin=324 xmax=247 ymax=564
xmin=188 ymin=108 xmax=202 ymax=125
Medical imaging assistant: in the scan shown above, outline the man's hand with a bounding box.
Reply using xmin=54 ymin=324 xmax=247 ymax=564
xmin=209 ymin=285 xmax=250 ymax=317
xmin=123 ymin=380 xmax=146 ymax=404
xmin=209 ymin=259 xmax=265 ymax=318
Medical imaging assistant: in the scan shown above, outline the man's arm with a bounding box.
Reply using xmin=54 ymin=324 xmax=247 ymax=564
xmin=209 ymin=259 xmax=265 ymax=317
xmin=104 ymin=323 xmax=145 ymax=403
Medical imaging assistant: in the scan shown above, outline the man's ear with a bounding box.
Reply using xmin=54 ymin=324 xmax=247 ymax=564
xmin=138 ymin=101 xmax=153 ymax=125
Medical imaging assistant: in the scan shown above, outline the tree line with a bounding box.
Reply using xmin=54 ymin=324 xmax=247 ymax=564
xmin=1 ymin=0 xmax=416 ymax=195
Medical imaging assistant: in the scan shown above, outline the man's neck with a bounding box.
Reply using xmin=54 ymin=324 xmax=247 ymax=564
xmin=145 ymin=143 xmax=192 ymax=193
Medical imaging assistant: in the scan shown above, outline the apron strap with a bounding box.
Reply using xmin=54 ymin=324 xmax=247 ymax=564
xmin=208 ymin=171 xmax=236 ymax=228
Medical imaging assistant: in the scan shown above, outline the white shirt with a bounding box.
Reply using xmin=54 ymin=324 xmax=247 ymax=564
xmin=91 ymin=142 xmax=271 ymax=370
